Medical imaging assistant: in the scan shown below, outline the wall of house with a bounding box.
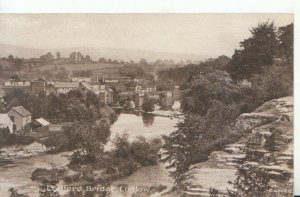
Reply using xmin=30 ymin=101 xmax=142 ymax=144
xmin=25 ymin=115 xmax=31 ymax=126
xmin=7 ymin=111 xmax=31 ymax=131
xmin=8 ymin=110 xmax=23 ymax=131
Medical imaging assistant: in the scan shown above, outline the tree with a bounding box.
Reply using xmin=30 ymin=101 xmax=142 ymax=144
xmin=161 ymin=71 xmax=253 ymax=187
xmin=13 ymin=58 xmax=24 ymax=70
xmin=229 ymin=166 xmax=270 ymax=196
xmin=181 ymin=71 xmax=248 ymax=115
xmin=56 ymin=52 xmax=61 ymax=59
xmin=69 ymin=52 xmax=77 ymax=63
xmin=76 ymin=52 xmax=82 ymax=62
xmin=99 ymin=57 xmax=107 ymax=63
xmin=85 ymin=55 xmax=91 ymax=62
xmin=66 ymin=120 xmax=111 ymax=157
xmin=156 ymin=79 xmax=176 ymax=91
xmin=227 ymin=21 xmax=279 ymax=80
xmin=278 ymin=23 xmax=293 ymax=64
xmin=40 ymin=52 xmax=54 ymax=65
xmin=85 ymin=90 xmax=100 ymax=108
xmin=142 ymin=97 xmax=155 ymax=112
xmin=8 ymin=54 xmax=14 ymax=62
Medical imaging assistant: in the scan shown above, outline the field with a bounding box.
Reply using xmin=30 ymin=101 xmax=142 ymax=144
xmin=37 ymin=62 xmax=124 ymax=71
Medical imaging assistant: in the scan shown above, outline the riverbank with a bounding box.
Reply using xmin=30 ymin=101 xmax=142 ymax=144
xmin=0 ymin=151 xmax=70 ymax=196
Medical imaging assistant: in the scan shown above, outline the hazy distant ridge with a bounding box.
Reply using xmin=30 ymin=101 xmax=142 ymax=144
xmin=0 ymin=43 xmax=209 ymax=62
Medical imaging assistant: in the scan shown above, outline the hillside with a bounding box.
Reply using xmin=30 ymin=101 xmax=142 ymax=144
xmin=0 ymin=43 xmax=209 ymax=62
xmin=37 ymin=62 xmax=124 ymax=72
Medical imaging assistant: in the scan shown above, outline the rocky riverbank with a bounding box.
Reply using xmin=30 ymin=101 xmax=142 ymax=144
xmin=173 ymin=96 xmax=293 ymax=196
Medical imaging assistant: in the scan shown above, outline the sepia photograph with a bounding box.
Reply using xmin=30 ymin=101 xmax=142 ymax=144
xmin=0 ymin=12 xmax=294 ymax=197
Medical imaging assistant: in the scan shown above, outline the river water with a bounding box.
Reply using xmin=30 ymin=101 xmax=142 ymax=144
xmin=0 ymin=104 xmax=181 ymax=197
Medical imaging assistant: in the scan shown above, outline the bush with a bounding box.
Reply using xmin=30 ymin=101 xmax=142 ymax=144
xmin=0 ymin=128 xmax=34 ymax=147
xmin=250 ymin=62 xmax=293 ymax=105
xmin=31 ymin=168 xmax=66 ymax=182
xmin=142 ymin=97 xmax=155 ymax=112
xmin=113 ymin=135 xmax=162 ymax=167
xmin=229 ymin=165 xmax=270 ymax=195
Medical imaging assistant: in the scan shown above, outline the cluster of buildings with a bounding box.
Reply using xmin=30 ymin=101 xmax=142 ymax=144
xmin=1 ymin=68 xmax=180 ymax=110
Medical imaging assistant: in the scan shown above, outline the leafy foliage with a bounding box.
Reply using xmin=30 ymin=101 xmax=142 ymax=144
xmin=0 ymin=128 xmax=34 ymax=147
xmin=113 ymin=134 xmax=162 ymax=167
xmin=229 ymin=166 xmax=270 ymax=195
xmin=227 ymin=22 xmax=293 ymax=80
xmin=181 ymin=71 xmax=253 ymax=115
xmin=3 ymin=89 xmax=111 ymax=122
xmin=65 ymin=119 xmax=111 ymax=157
xmin=250 ymin=61 xmax=293 ymax=103
xmin=158 ymin=55 xmax=230 ymax=85
xmin=142 ymin=97 xmax=156 ymax=112
xmin=161 ymin=71 xmax=256 ymax=186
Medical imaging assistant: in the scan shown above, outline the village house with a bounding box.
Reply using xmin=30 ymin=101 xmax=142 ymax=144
xmin=3 ymin=80 xmax=31 ymax=92
xmin=131 ymin=82 xmax=157 ymax=93
xmin=90 ymin=68 xmax=121 ymax=82
xmin=31 ymin=117 xmax=51 ymax=132
xmin=54 ymin=81 xmax=79 ymax=94
xmin=80 ymin=82 xmax=114 ymax=104
xmin=0 ymin=113 xmax=13 ymax=133
xmin=80 ymin=82 xmax=106 ymax=95
xmin=31 ymin=78 xmax=47 ymax=95
xmin=71 ymin=77 xmax=91 ymax=83
xmin=8 ymin=106 xmax=31 ymax=131
xmin=99 ymin=88 xmax=114 ymax=104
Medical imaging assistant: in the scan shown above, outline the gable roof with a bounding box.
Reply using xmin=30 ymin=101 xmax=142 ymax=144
xmin=11 ymin=106 xmax=31 ymax=117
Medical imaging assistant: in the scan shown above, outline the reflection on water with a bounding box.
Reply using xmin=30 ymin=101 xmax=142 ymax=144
xmin=109 ymin=111 xmax=179 ymax=143
xmin=142 ymin=113 xmax=155 ymax=127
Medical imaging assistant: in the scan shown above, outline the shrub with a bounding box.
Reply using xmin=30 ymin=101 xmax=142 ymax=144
xmin=113 ymin=135 xmax=162 ymax=167
xmin=228 ymin=165 xmax=270 ymax=195
xmin=142 ymin=97 xmax=155 ymax=112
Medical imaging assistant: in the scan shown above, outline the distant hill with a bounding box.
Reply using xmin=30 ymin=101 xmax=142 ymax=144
xmin=0 ymin=43 xmax=210 ymax=62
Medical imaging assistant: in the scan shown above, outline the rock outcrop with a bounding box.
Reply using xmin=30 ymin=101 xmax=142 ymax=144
xmin=182 ymin=96 xmax=293 ymax=196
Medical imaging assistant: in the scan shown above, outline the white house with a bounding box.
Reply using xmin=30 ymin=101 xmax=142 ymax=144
xmin=8 ymin=106 xmax=31 ymax=131
xmin=54 ymin=81 xmax=79 ymax=94
xmin=0 ymin=114 xmax=14 ymax=133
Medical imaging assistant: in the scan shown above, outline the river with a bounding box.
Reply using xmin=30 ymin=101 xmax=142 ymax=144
xmin=0 ymin=104 xmax=181 ymax=197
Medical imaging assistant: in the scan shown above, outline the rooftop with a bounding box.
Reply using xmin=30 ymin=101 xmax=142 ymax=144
xmin=54 ymin=81 xmax=79 ymax=88
xmin=11 ymin=106 xmax=31 ymax=117
xmin=35 ymin=118 xmax=51 ymax=126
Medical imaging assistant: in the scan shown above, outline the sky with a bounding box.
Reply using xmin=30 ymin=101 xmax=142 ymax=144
xmin=0 ymin=13 xmax=293 ymax=57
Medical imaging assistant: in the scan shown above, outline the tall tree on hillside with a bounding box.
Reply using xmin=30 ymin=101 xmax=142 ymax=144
xmin=56 ymin=52 xmax=61 ymax=59
xmin=99 ymin=57 xmax=106 ymax=63
xmin=85 ymin=55 xmax=91 ymax=62
xmin=278 ymin=23 xmax=293 ymax=64
xmin=227 ymin=21 xmax=279 ymax=80
xmin=76 ymin=52 xmax=82 ymax=62
xmin=8 ymin=54 xmax=14 ymax=62
xmin=40 ymin=52 xmax=54 ymax=65
xmin=69 ymin=52 xmax=77 ymax=63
